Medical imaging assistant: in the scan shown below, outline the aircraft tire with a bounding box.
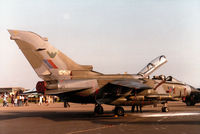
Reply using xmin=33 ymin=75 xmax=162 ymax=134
xmin=94 ymin=105 xmax=104 ymax=114
xmin=114 ymin=107 xmax=124 ymax=116
xmin=186 ymin=101 xmax=195 ymax=106
xmin=161 ymin=107 xmax=169 ymax=112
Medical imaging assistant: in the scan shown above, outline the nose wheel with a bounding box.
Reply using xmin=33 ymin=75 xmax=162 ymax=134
xmin=94 ymin=104 xmax=104 ymax=114
xmin=161 ymin=107 xmax=169 ymax=112
xmin=161 ymin=102 xmax=169 ymax=112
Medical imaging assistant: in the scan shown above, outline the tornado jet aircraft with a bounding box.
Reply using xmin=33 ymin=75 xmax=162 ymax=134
xmin=8 ymin=30 xmax=196 ymax=116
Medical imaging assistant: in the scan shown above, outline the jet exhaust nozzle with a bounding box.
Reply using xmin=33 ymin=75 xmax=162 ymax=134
xmin=36 ymin=81 xmax=47 ymax=94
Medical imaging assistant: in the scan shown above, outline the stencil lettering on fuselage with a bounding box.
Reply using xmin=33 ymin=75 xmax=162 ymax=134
xmin=58 ymin=70 xmax=71 ymax=76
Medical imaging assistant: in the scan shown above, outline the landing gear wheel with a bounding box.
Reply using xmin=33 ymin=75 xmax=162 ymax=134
xmin=114 ymin=107 xmax=124 ymax=116
xmin=161 ymin=107 xmax=169 ymax=112
xmin=161 ymin=102 xmax=169 ymax=112
xmin=64 ymin=101 xmax=70 ymax=108
xmin=186 ymin=101 xmax=195 ymax=106
xmin=94 ymin=105 xmax=104 ymax=114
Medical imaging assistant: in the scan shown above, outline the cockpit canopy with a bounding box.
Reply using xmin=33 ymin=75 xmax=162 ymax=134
xmin=138 ymin=55 xmax=167 ymax=78
xmin=152 ymin=75 xmax=182 ymax=83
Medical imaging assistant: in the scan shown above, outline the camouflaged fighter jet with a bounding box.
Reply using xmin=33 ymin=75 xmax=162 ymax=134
xmin=8 ymin=30 xmax=194 ymax=116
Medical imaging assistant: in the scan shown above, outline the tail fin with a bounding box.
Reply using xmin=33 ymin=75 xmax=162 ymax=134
xmin=8 ymin=30 xmax=100 ymax=80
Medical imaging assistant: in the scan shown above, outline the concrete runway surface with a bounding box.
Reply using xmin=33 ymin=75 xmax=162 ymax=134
xmin=0 ymin=101 xmax=200 ymax=134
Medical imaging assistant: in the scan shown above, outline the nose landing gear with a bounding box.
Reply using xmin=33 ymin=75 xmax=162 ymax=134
xmin=94 ymin=104 xmax=104 ymax=114
xmin=161 ymin=102 xmax=169 ymax=112
xmin=64 ymin=101 xmax=70 ymax=108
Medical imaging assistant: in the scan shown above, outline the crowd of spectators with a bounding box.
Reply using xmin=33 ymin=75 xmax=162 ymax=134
xmin=0 ymin=92 xmax=58 ymax=107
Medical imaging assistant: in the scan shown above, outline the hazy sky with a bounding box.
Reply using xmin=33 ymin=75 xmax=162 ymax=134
xmin=0 ymin=0 xmax=200 ymax=89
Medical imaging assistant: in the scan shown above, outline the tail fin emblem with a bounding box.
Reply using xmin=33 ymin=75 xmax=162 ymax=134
xmin=47 ymin=51 xmax=57 ymax=58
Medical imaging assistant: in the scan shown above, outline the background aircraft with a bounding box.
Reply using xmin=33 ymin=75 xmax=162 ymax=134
xmin=183 ymin=88 xmax=200 ymax=106
xmin=8 ymin=30 xmax=199 ymax=116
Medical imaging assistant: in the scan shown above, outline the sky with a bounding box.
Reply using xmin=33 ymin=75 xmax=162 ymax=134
xmin=0 ymin=0 xmax=200 ymax=89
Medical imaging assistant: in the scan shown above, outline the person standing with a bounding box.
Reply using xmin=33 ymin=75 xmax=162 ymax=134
xmin=17 ymin=95 xmax=20 ymax=106
xmin=3 ymin=92 xmax=8 ymax=107
xmin=21 ymin=95 xmax=24 ymax=106
xmin=19 ymin=95 xmax=22 ymax=106
xmin=11 ymin=94 xmax=14 ymax=107
xmin=39 ymin=95 xmax=43 ymax=105
xmin=46 ymin=96 xmax=50 ymax=106
xmin=24 ymin=96 xmax=28 ymax=106
xmin=14 ymin=97 xmax=18 ymax=106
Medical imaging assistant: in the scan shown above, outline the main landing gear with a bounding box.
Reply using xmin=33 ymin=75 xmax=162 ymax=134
xmin=94 ymin=104 xmax=104 ymax=114
xmin=114 ymin=106 xmax=125 ymax=116
xmin=161 ymin=102 xmax=169 ymax=112
xmin=64 ymin=101 xmax=70 ymax=108
xmin=186 ymin=101 xmax=196 ymax=106
xmin=94 ymin=104 xmax=125 ymax=116
xmin=131 ymin=105 xmax=143 ymax=113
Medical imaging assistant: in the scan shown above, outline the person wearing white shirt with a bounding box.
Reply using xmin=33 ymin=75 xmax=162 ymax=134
xmin=39 ymin=95 xmax=43 ymax=105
